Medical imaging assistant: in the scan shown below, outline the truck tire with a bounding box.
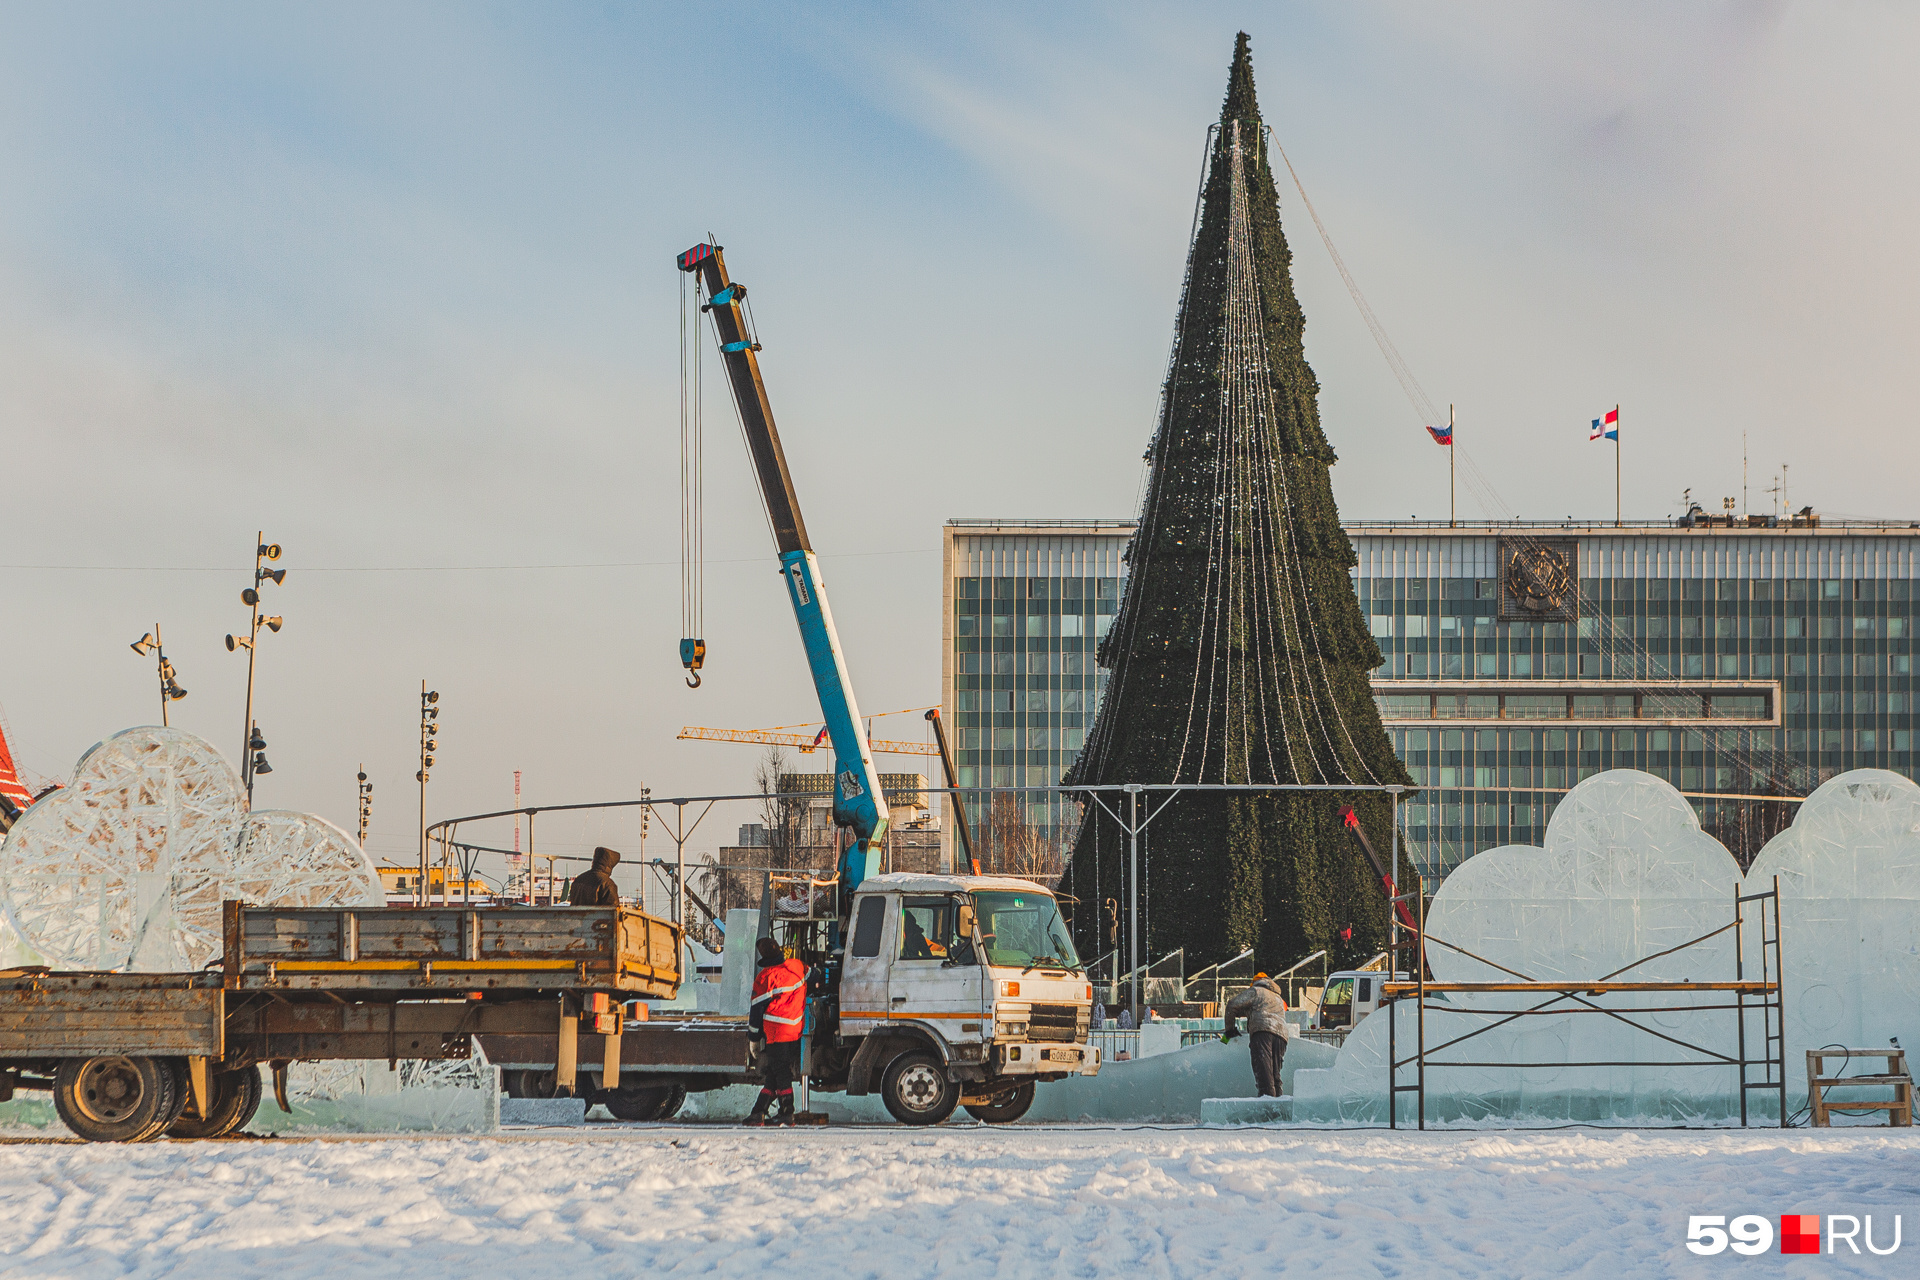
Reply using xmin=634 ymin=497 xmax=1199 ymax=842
xmin=168 ymin=1067 xmax=263 ymax=1139
xmin=963 ymin=1081 xmax=1034 ymax=1124
xmin=53 ymin=1056 xmax=179 ymax=1143
xmin=604 ymin=1083 xmax=686 ymax=1122
xmin=506 ymin=1069 xmax=559 ymax=1099
xmin=880 ymin=1051 xmax=958 ymax=1126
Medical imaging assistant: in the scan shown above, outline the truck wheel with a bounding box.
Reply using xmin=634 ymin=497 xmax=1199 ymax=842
xmin=880 ymin=1051 xmax=958 ymax=1126
xmin=506 ymin=1068 xmax=558 ymax=1099
xmin=963 ymin=1081 xmax=1034 ymax=1124
xmin=53 ymin=1056 xmax=179 ymax=1143
xmin=168 ymin=1067 xmax=263 ymax=1139
xmin=604 ymin=1083 xmax=686 ymax=1122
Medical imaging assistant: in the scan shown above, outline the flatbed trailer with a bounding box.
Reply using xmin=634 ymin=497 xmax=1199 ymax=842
xmin=0 ymin=902 xmax=682 ymax=1142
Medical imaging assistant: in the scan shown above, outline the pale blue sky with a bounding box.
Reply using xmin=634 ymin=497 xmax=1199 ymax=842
xmin=2 ymin=3 xmax=1914 ymax=876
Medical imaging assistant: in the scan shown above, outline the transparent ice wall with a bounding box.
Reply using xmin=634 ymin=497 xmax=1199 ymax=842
xmin=1297 ymin=768 xmax=1920 ymax=1123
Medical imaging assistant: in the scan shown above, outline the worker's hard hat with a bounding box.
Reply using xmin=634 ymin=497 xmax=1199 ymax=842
xmin=1254 ymin=972 xmax=1268 ymax=979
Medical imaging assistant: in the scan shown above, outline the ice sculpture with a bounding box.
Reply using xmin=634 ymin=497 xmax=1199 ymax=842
xmin=1746 ymin=770 xmax=1920 ymax=1083
xmin=0 ymin=726 xmax=382 ymax=970
xmin=1294 ymin=768 xmax=1920 ymax=1123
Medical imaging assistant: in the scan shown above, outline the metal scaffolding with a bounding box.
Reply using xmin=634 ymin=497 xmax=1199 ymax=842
xmin=1386 ymin=876 xmax=1785 ymax=1129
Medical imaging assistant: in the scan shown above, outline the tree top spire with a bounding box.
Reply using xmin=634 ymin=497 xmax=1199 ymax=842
xmin=1221 ymin=31 xmax=1261 ymax=131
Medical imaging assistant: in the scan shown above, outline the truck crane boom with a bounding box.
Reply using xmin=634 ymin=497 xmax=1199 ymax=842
xmin=677 ymin=241 xmax=890 ymax=902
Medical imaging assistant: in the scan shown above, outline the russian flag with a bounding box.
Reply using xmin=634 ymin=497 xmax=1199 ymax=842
xmin=1590 ymin=408 xmax=1619 ymax=441
xmin=1426 ymin=423 xmax=1452 ymax=446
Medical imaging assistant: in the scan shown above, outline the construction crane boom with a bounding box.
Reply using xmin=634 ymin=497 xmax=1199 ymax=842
xmin=677 ymin=726 xmax=939 ymax=756
xmin=677 ymin=240 xmax=890 ymax=901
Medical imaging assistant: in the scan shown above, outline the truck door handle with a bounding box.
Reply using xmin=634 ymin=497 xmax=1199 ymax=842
xmin=891 ymin=996 xmax=907 ymax=1003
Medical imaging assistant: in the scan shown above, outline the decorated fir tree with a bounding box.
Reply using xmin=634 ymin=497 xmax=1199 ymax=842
xmin=1063 ymin=33 xmax=1413 ymax=973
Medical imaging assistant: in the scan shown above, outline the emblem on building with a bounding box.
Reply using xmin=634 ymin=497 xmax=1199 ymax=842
xmin=1498 ymin=539 xmax=1579 ymax=621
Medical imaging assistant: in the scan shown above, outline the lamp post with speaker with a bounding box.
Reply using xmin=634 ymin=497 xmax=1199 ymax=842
xmin=357 ymin=767 xmax=373 ymax=849
xmin=225 ymin=534 xmax=284 ymax=806
xmin=417 ymin=685 xmax=438 ymax=906
xmin=128 ymin=627 xmax=188 ymax=727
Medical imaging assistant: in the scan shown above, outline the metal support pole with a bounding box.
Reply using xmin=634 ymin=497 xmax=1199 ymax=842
xmin=672 ymin=805 xmax=684 ymax=928
xmin=1416 ymin=874 xmax=1427 ymax=1130
xmin=1772 ymin=875 xmax=1785 ymax=1129
xmin=1126 ymin=784 xmax=1142 ymax=1028
xmin=1734 ymin=880 xmax=1748 ymax=1127
xmin=240 ymin=533 xmax=263 ymax=805
xmin=1389 ymin=790 xmax=1400 ymax=1128
xmin=525 ymin=811 xmax=537 ymax=905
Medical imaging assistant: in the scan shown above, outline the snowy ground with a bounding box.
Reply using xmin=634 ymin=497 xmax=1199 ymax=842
xmin=0 ymin=1125 xmax=1915 ymax=1278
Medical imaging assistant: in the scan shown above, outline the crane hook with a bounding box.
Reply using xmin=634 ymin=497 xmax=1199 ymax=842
xmin=680 ymin=637 xmax=706 ymax=690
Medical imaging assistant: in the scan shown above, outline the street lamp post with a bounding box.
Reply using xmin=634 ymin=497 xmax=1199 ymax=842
xmin=128 ymin=626 xmax=187 ymax=726
xmin=357 ymin=766 xmax=373 ymax=848
xmin=416 ymin=684 xmax=439 ymax=907
xmin=225 ymin=534 xmax=285 ymax=805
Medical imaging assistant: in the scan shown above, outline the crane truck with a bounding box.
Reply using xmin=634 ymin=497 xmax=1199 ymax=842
xmin=0 ymin=242 xmax=1099 ymax=1141
xmin=669 ymin=240 xmax=1101 ymax=1123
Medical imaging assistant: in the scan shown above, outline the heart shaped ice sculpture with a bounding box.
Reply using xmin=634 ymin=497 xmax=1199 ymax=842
xmin=0 ymin=725 xmax=381 ymax=971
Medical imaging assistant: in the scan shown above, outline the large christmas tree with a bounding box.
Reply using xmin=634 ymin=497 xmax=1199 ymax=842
xmin=1063 ymin=33 xmax=1412 ymax=974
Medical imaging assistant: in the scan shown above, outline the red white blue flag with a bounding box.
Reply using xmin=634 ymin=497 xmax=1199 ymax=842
xmin=1426 ymin=423 xmax=1452 ymax=446
xmin=1590 ymin=407 xmax=1619 ymax=441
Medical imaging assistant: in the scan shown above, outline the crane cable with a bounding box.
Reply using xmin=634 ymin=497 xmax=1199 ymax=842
xmin=680 ymin=264 xmax=705 ymax=687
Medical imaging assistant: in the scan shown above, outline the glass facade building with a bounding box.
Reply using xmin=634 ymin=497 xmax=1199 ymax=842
xmin=944 ymin=517 xmax=1917 ymax=880
xmin=1356 ymin=520 xmax=1918 ymax=876
xmin=941 ymin=520 xmax=1132 ymax=868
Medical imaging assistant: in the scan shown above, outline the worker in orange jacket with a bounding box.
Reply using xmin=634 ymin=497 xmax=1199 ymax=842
xmin=746 ymin=937 xmax=808 ymax=1126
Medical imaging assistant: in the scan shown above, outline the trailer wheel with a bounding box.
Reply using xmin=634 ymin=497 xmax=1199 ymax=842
xmin=963 ymin=1081 xmax=1034 ymax=1124
xmin=880 ymin=1051 xmax=958 ymax=1126
xmin=52 ymin=1056 xmax=178 ymax=1143
xmin=604 ymin=1083 xmax=686 ymax=1122
xmin=168 ymin=1067 xmax=263 ymax=1139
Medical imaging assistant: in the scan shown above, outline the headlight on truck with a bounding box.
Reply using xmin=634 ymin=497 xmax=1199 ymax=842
xmin=997 ymin=1021 xmax=1027 ymax=1038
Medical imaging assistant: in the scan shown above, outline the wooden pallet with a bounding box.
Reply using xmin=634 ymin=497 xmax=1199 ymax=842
xmin=1807 ymin=1049 xmax=1912 ymax=1127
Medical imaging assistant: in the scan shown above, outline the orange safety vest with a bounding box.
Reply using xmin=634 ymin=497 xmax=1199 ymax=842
xmin=751 ymin=957 xmax=808 ymax=1043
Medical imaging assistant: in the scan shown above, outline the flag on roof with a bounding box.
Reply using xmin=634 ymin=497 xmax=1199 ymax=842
xmin=1425 ymin=423 xmax=1452 ymax=446
xmin=1590 ymin=407 xmax=1619 ymax=441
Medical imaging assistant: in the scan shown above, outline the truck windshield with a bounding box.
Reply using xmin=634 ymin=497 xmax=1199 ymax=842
xmin=973 ymin=891 xmax=1080 ymax=971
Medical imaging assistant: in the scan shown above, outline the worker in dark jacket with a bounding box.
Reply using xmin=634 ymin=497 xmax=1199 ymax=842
xmin=746 ymin=937 xmax=808 ymax=1126
xmin=567 ymin=847 xmax=621 ymax=907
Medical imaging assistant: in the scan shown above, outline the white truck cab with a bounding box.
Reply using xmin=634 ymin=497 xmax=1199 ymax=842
xmin=1313 ymin=969 xmax=1410 ymax=1032
xmin=835 ymin=873 xmax=1099 ymax=1124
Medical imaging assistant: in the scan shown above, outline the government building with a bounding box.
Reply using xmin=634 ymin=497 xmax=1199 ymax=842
xmin=942 ymin=515 xmax=1919 ymax=878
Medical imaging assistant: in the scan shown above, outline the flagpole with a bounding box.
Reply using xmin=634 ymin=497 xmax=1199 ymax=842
xmin=1614 ymin=403 xmax=1621 ymax=527
xmin=1448 ymin=404 xmax=1456 ymax=528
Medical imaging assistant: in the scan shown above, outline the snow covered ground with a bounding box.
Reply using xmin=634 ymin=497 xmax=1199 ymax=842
xmin=0 ymin=1125 xmax=1914 ymax=1278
